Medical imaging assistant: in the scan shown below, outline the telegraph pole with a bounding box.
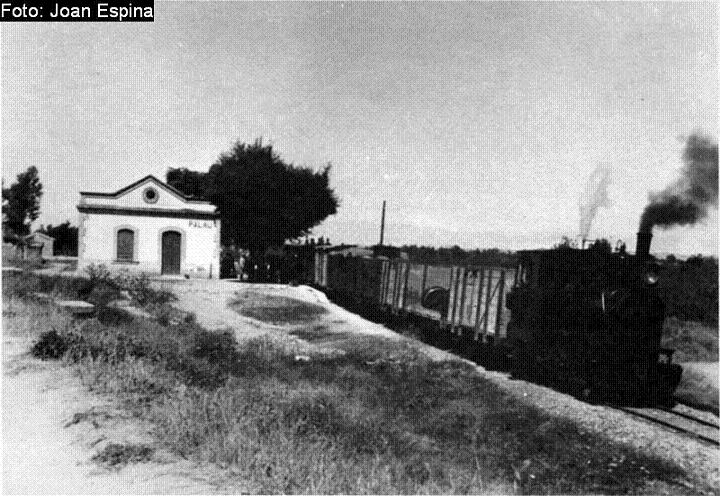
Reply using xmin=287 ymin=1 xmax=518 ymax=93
xmin=379 ymin=200 xmax=386 ymax=246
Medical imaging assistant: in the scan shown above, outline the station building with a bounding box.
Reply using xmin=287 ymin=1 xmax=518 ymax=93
xmin=77 ymin=175 xmax=221 ymax=278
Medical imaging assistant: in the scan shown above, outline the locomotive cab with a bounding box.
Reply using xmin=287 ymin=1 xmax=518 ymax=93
xmin=505 ymin=240 xmax=682 ymax=405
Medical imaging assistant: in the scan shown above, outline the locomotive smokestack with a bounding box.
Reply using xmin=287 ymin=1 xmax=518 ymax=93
xmin=636 ymin=231 xmax=653 ymax=259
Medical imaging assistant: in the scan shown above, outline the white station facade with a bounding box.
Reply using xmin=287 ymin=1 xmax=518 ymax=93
xmin=77 ymin=175 xmax=221 ymax=278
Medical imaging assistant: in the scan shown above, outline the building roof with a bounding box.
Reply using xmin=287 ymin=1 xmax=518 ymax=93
xmin=24 ymin=232 xmax=55 ymax=242
xmin=79 ymin=175 xmax=211 ymax=205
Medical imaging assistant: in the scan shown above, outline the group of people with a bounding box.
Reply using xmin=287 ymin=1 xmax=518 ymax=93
xmin=220 ymin=248 xmax=312 ymax=283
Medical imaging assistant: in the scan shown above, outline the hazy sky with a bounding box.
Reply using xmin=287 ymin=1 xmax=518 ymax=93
xmin=2 ymin=2 xmax=718 ymax=255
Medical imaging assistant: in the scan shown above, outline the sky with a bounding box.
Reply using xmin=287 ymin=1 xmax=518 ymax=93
xmin=2 ymin=1 xmax=718 ymax=256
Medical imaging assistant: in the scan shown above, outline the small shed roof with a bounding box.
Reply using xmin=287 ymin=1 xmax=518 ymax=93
xmin=24 ymin=232 xmax=55 ymax=242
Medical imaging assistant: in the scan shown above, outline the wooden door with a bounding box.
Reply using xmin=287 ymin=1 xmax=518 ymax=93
xmin=161 ymin=231 xmax=181 ymax=275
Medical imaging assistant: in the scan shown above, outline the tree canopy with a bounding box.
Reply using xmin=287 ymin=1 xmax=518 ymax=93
xmin=166 ymin=167 xmax=208 ymax=199
xmin=2 ymin=166 xmax=43 ymax=236
xmin=39 ymin=220 xmax=79 ymax=256
xmin=167 ymin=140 xmax=339 ymax=253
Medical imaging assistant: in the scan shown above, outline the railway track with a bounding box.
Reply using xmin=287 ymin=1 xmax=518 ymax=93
xmin=613 ymin=405 xmax=720 ymax=447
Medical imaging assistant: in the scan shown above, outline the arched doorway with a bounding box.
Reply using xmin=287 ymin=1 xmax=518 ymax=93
xmin=161 ymin=231 xmax=181 ymax=275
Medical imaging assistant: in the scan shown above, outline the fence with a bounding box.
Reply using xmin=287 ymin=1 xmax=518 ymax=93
xmin=314 ymin=252 xmax=515 ymax=340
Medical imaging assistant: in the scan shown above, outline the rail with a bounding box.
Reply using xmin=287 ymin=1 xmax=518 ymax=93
xmin=613 ymin=406 xmax=720 ymax=446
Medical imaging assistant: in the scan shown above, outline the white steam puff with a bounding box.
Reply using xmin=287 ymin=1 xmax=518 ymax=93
xmin=578 ymin=165 xmax=612 ymax=239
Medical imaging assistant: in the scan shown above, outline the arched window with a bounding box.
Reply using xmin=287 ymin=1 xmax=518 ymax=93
xmin=116 ymin=229 xmax=135 ymax=261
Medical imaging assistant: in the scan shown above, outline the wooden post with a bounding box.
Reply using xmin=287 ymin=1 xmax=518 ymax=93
xmin=379 ymin=260 xmax=385 ymax=304
xmin=382 ymin=260 xmax=391 ymax=305
xmin=449 ymin=266 xmax=462 ymax=333
xmin=483 ymin=269 xmax=493 ymax=339
xmin=495 ymin=271 xmax=506 ymax=336
xmin=441 ymin=267 xmax=452 ymax=328
xmin=323 ymin=254 xmax=327 ymax=287
xmin=402 ymin=262 xmax=410 ymax=311
xmin=420 ymin=264 xmax=428 ymax=296
xmin=395 ymin=262 xmax=404 ymax=311
xmin=473 ymin=269 xmax=485 ymax=340
xmin=392 ymin=262 xmax=400 ymax=311
xmin=456 ymin=267 xmax=469 ymax=334
xmin=379 ymin=200 xmax=386 ymax=246
xmin=469 ymin=269 xmax=479 ymax=329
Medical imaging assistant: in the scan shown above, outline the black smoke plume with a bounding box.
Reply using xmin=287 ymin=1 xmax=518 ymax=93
xmin=639 ymin=133 xmax=718 ymax=233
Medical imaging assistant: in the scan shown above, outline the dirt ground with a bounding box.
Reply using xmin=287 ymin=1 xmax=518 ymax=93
xmin=1 ymin=332 xmax=241 ymax=494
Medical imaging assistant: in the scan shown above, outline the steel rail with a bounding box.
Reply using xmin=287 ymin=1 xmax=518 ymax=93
xmin=613 ymin=406 xmax=720 ymax=447
xmin=657 ymin=407 xmax=720 ymax=430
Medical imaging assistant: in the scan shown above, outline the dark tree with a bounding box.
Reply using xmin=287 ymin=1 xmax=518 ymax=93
xmin=2 ymin=166 xmax=43 ymax=236
xmin=167 ymin=140 xmax=339 ymax=255
xmin=39 ymin=221 xmax=79 ymax=256
xmin=166 ymin=167 xmax=209 ymax=199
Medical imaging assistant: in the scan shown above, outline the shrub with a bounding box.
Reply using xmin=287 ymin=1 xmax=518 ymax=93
xmin=87 ymin=283 xmax=122 ymax=307
xmin=95 ymin=306 xmax=135 ymax=326
xmin=91 ymin=443 xmax=154 ymax=467
xmin=116 ymin=272 xmax=176 ymax=307
xmin=659 ymin=256 xmax=718 ymax=325
xmin=31 ymin=330 xmax=69 ymax=359
xmin=85 ymin=263 xmax=115 ymax=288
xmin=32 ymin=329 xmax=88 ymax=360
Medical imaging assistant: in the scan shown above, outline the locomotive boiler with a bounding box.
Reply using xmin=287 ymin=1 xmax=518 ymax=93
xmin=504 ymin=232 xmax=682 ymax=404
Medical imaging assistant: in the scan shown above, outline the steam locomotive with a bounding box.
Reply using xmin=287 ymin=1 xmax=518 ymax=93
xmin=313 ymin=232 xmax=682 ymax=405
xmin=504 ymin=232 xmax=682 ymax=404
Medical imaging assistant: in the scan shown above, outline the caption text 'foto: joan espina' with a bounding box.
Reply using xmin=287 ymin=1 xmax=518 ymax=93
xmin=0 ymin=2 xmax=153 ymax=21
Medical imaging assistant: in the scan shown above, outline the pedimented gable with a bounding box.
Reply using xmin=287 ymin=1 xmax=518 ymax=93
xmin=79 ymin=176 xmax=216 ymax=214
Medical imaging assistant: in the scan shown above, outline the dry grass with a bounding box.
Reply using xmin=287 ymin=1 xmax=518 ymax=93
xmin=661 ymin=318 xmax=718 ymax=413
xmin=3 ymin=273 xmax=709 ymax=495
xmin=662 ymin=317 xmax=719 ymax=363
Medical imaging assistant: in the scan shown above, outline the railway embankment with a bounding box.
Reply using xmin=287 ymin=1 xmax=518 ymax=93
xmin=3 ymin=271 xmax=718 ymax=494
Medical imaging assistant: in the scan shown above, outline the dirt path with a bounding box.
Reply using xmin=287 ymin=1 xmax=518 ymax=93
xmin=168 ymin=279 xmax=454 ymax=360
xmin=1 ymin=336 xmax=232 ymax=494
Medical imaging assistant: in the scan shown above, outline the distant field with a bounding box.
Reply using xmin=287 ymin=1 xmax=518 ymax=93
xmin=661 ymin=318 xmax=719 ymax=413
xmin=662 ymin=318 xmax=718 ymax=363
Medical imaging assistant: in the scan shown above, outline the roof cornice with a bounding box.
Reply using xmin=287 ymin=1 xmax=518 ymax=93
xmin=77 ymin=204 xmax=219 ymax=220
